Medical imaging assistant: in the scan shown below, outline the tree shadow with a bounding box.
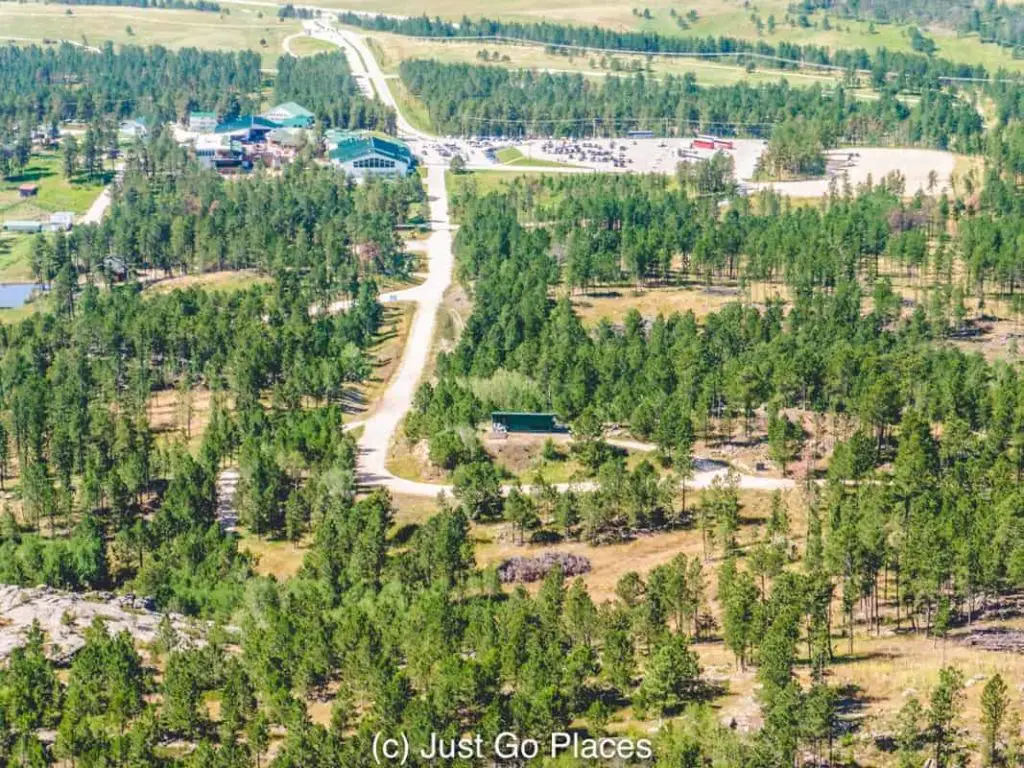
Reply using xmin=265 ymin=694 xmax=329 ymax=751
xmin=390 ymin=522 xmax=420 ymax=545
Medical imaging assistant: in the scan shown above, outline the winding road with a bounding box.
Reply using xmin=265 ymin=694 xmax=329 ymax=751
xmin=295 ymin=22 xmax=797 ymax=497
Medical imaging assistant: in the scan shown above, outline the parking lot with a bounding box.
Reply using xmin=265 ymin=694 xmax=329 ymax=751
xmin=419 ymin=134 xmax=958 ymax=197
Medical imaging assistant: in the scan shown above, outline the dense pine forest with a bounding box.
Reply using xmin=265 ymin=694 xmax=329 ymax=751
xmin=62 ymin=131 xmax=421 ymax=289
xmin=6 ymin=9 xmax=1024 ymax=765
xmin=273 ymin=52 xmax=396 ymax=133
xmin=400 ymin=59 xmax=984 ymax=146
xmin=0 ymin=43 xmax=260 ymax=124
xmin=0 ymin=43 xmax=390 ymax=137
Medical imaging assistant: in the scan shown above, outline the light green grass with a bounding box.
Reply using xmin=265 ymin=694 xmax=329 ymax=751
xmin=389 ymin=80 xmax=435 ymax=134
xmin=0 ymin=2 xmax=299 ymax=52
xmin=0 ymin=152 xmax=108 ymax=284
xmin=0 ymin=234 xmax=37 ymax=283
xmin=287 ymin=35 xmax=337 ymax=56
xmin=362 ymin=28 xmax=848 ymax=88
xmin=495 ymin=146 xmax=580 ymax=168
xmin=1 ymin=153 xmax=109 ymax=216
xmin=446 ymin=169 xmax=550 ymax=197
xmin=332 ymin=0 xmax=1024 ymax=73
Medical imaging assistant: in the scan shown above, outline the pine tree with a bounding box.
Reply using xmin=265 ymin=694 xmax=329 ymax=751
xmin=981 ymin=673 xmax=1009 ymax=767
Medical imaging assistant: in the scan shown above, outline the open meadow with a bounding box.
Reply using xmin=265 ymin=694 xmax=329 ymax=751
xmin=361 ymin=25 xmax=851 ymax=88
xmin=0 ymin=2 xmax=300 ymax=52
xmin=323 ymin=0 xmax=1024 ymax=73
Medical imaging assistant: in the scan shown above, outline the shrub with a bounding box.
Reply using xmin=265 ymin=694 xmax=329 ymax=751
xmin=497 ymin=551 xmax=591 ymax=583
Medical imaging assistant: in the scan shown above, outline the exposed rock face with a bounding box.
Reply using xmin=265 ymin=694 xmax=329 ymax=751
xmin=0 ymin=585 xmax=202 ymax=662
xmin=960 ymin=627 xmax=1024 ymax=653
xmin=217 ymin=467 xmax=240 ymax=532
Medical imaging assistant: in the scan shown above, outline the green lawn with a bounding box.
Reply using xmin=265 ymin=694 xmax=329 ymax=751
xmin=1 ymin=152 xmax=110 ymax=216
xmin=0 ymin=234 xmax=37 ymax=283
xmin=0 ymin=152 xmax=110 ymax=283
xmin=495 ymin=146 xmax=580 ymax=168
xmin=389 ymin=80 xmax=435 ymax=134
xmin=288 ymin=35 xmax=337 ymax=56
xmin=447 ymin=169 xmax=551 ymax=197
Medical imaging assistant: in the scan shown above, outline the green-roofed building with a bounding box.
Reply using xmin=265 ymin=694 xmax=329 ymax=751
xmin=188 ymin=111 xmax=218 ymax=133
xmin=215 ymin=115 xmax=279 ymax=141
xmin=262 ymin=101 xmax=314 ymax=128
xmin=490 ymin=412 xmax=563 ymax=434
xmin=329 ymin=133 xmax=415 ymax=179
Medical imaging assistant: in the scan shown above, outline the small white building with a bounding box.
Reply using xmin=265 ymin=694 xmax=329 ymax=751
xmin=48 ymin=212 xmax=74 ymax=231
xmin=118 ymin=118 xmax=149 ymax=140
xmin=193 ymin=134 xmax=244 ymax=170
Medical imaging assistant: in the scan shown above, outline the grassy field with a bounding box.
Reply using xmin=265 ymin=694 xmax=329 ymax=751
xmin=447 ymin=168 xmax=552 ymax=198
xmin=144 ymin=269 xmax=270 ymax=295
xmin=1 ymin=152 xmax=109 ymax=217
xmin=0 ymin=2 xmax=300 ymax=52
xmin=362 ymin=27 xmax=849 ymax=88
xmin=287 ymin=34 xmax=337 ymax=56
xmin=0 ymin=152 xmax=109 ymax=282
xmin=388 ymin=79 xmax=436 ymax=134
xmin=328 ymin=0 xmax=1024 ymax=72
xmin=0 ymin=235 xmax=36 ymax=283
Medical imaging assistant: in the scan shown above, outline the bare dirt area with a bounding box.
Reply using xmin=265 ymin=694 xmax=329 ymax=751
xmin=502 ymin=138 xmax=957 ymax=197
xmin=949 ymin=316 xmax=1024 ymax=362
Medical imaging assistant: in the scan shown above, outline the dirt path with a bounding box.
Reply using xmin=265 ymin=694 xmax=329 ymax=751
xmin=79 ymin=186 xmax=112 ymax=225
xmin=355 ymin=163 xmax=454 ymax=490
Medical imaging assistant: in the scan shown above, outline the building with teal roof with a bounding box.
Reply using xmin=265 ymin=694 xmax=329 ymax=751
xmin=215 ymin=116 xmax=279 ymax=142
xmin=329 ymin=134 xmax=415 ymax=179
xmin=262 ymin=102 xmax=315 ymax=128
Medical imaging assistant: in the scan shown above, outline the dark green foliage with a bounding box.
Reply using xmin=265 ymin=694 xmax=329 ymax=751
xmin=274 ymin=52 xmax=395 ymax=133
xmin=0 ymin=42 xmax=259 ymax=124
xmin=400 ymin=60 xmax=983 ymax=149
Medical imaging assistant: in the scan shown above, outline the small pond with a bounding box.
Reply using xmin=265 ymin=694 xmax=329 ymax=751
xmin=0 ymin=284 xmax=40 ymax=308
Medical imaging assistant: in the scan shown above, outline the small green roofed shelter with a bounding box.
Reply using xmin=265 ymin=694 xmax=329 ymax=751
xmin=329 ymin=134 xmax=414 ymax=179
xmin=262 ymin=101 xmax=314 ymax=128
xmin=491 ymin=412 xmax=562 ymax=434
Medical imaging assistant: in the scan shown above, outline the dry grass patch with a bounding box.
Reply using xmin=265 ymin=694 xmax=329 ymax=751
xmin=360 ymin=25 xmax=844 ymax=88
xmin=147 ymin=387 xmax=217 ymax=449
xmin=0 ymin=2 xmax=300 ymax=51
xmin=473 ymin=489 xmax=799 ymax=604
xmin=288 ymin=35 xmax=337 ymax=56
xmin=237 ymin=532 xmax=309 ymax=580
xmin=567 ymin=282 xmax=789 ymax=325
xmin=144 ymin=270 xmax=269 ymax=295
